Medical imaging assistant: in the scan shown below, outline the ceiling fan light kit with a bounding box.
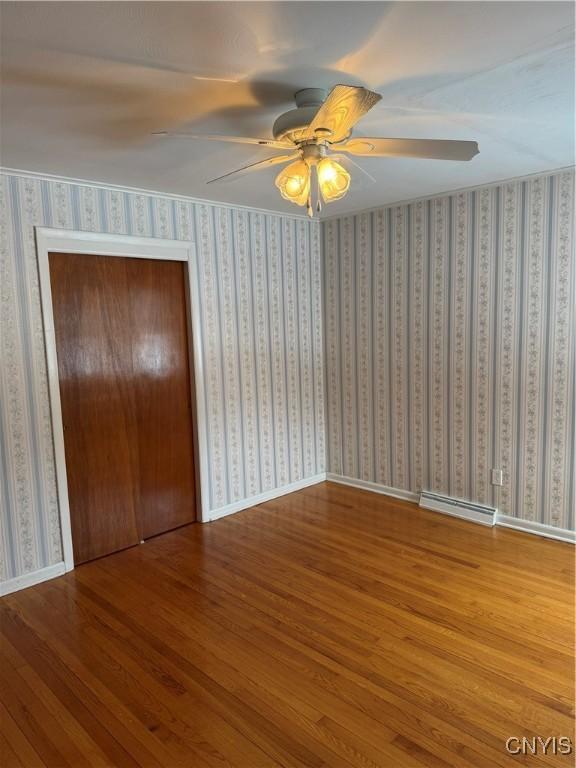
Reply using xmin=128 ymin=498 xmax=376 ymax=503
xmin=154 ymin=84 xmax=479 ymax=216
xmin=275 ymin=142 xmax=351 ymax=214
xmin=317 ymin=158 xmax=350 ymax=202
xmin=275 ymin=158 xmax=310 ymax=206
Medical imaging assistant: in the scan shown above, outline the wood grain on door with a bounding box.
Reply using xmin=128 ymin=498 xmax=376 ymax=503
xmin=49 ymin=252 xmax=196 ymax=564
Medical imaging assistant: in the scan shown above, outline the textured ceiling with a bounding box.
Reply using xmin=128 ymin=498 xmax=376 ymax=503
xmin=1 ymin=1 xmax=574 ymax=216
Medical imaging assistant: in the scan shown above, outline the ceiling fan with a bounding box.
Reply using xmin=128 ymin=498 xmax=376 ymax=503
xmin=153 ymin=84 xmax=479 ymax=216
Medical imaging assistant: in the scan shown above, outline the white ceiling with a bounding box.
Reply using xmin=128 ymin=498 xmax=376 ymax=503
xmin=1 ymin=1 xmax=574 ymax=216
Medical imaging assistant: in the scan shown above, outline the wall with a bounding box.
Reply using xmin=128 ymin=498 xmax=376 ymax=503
xmin=0 ymin=171 xmax=326 ymax=581
xmin=323 ymin=169 xmax=575 ymax=530
xmin=2 ymin=167 xmax=574 ymax=584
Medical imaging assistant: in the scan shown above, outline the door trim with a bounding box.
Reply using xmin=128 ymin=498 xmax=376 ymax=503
xmin=36 ymin=227 xmax=209 ymax=573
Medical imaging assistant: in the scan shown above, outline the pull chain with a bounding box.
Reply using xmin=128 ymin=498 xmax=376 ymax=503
xmin=314 ymin=164 xmax=322 ymax=216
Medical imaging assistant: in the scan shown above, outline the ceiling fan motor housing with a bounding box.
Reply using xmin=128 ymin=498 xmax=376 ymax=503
xmin=273 ymin=88 xmax=334 ymax=143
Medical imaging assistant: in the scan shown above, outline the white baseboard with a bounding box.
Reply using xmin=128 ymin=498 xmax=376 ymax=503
xmin=207 ymin=473 xmax=327 ymax=521
xmin=3 ymin=478 xmax=570 ymax=598
xmin=326 ymin=474 xmax=574 ymax=544
xmin=420 ymin=490 xmax=497 ymax=526
xmin=325 ymin=473 xmax=420 ymax=503
xmin=1 ymin=475 xmax=328 ymax=595
xmin=1 ymin=562 xmax=66 ymax=597
xmin=496 ymin=515 xmax=575 ymax=544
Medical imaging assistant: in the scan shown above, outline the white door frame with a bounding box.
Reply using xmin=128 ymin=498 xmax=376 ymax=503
xmin=36 ymin=227 xmax=209 ymax=573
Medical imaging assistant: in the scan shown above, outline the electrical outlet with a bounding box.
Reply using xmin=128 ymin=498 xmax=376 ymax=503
xmin=491 ymin=468 xmax=503 ymax=486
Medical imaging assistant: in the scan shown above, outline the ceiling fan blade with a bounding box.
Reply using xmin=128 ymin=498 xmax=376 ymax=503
xmin=337 ymin=137 xmax=479 ymax=161
xmin=306 ymin=85 xmax=381 ymax=143
xmin=152 ymin=131 xmax=294 ymax=149
xmin=332 ymin=154 xmax=376 ymax=184
xmin=207 ymin=153 xmax=299 ymax=184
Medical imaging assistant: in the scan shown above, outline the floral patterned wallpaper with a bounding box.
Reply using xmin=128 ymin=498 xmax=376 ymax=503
xmin=1 ymin=167 xmax=573 ymax=584
xmin=323 ymin=169 xmax=575 ymax=531
xmin=0 ymin=172 xmax=325 ymax=581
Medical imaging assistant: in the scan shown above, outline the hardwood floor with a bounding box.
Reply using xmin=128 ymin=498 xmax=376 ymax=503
xmin=1 ymin=482 xmax=574 ymax=767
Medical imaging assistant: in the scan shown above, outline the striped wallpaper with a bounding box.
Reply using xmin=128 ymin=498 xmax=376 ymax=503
xmin=323 ymin=169 xmax=575 ymax=531
xmin=0 ymin=172 xmax=325 ymax=581
xmin=1 ymin=167 xmax=574 ymax=583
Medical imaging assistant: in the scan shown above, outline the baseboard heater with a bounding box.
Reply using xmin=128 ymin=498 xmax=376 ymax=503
xmin=419 ymin=490 xmax=497 ymax=526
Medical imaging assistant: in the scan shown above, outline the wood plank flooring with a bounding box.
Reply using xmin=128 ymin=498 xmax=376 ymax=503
xmin=1 ymin=482 xmax=574 ymax=767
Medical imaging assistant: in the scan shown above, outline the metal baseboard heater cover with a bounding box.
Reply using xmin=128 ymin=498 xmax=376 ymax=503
xmin=419 ymin=491 xmax=497 ymax=526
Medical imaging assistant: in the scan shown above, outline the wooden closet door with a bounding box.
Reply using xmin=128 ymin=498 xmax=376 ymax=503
xmin=49 ymin=252 xmax=196 ymax=565
xmin=50 ymin=253 xmax=140 ymax=563
xmin=127 ymin=258 xmax=196 ymax=539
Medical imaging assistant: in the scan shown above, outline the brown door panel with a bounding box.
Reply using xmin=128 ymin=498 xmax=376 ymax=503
xmin=127 ymin=258 xmax=196 ymax=539
xmin=49 ymin=252 xmax=195 ymax=564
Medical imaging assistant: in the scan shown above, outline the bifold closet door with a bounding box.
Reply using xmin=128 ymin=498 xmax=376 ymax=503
xmin=49 ymin=252 xmax=196 ymax=565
